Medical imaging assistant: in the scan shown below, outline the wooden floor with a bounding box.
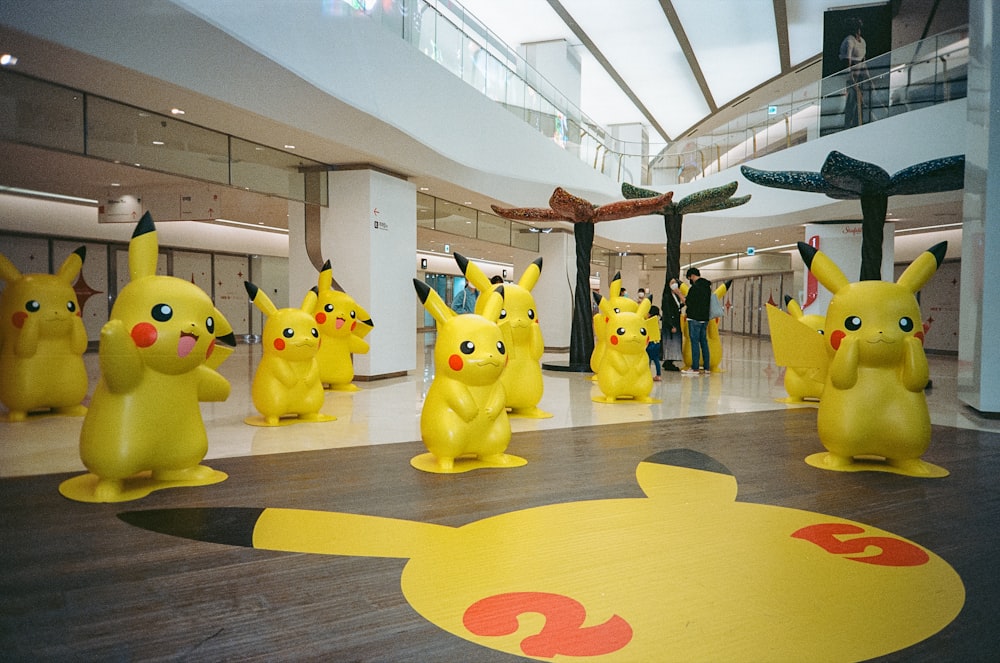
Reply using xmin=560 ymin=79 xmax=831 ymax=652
xmin=2 ymin=408 xmax=999 ymax=661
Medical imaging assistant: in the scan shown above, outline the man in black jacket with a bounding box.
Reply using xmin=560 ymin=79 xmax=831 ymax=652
xmin=671 ymin=267 xmax=712 ymax=374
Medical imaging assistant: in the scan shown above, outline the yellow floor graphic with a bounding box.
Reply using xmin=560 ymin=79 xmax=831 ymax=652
xmin=120 ymin=449 xmax=964 ymax=661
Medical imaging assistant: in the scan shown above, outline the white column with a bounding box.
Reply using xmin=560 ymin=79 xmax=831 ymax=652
xmin=533 ymin=231 xmax=575 ymax=350
xmin=958 ymin=0 xmax=1000 ymax=413
xmin=321 ymin=169 xmax=417 ymax=378
xmin=801 ymin=221 xmax=893 ymax=316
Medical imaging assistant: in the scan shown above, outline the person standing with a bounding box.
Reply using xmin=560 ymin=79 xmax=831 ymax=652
xmin=452 ymin=279 xmax=478 ymax=314
xmin=672 ymin=268 xmax=712 ymax=374
xmin=646 ymin=304 xmax=662 ymax=382
xmin=840 ymin=16 xmax=869 ymax=129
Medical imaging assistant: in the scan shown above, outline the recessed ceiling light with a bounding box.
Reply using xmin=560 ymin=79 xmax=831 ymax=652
xmin=419 ymin=187 xmax=429 ymax=191
xmin=152 ymin=140 xmax=164 ymax=145
xmin=284 ymin=144 xmax=296 ymax=150
xmin=1 ymin=54 xmax=18 ymax=66
xmin=110 ymin=183 xmax=121 ymax=187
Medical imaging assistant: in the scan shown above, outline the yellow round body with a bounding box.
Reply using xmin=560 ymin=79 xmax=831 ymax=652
xmin=311 ymin=289 xmax=370 ymax=389
xmin=595 ymin=310 xmax=654 ymax=402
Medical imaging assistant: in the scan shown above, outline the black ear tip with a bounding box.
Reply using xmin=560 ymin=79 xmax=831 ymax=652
xmin=310 ymin=286 xmax=318 ymax=294
xmin=413 ymin=279 xmax=430 ymax=303
xmin=321 ymin=259 xmax=331 ymax=270
xmin=454 ymin=253 xmax=469 ymax=272
xmin=784 ymin=294 xmax=792 ymax=305
xmin=797 ymin=242 xmax=817 ymax=266
xmin=928 ymin=241 xmax=948 ymax=266
xmin=244 ymin=281 xmax=258 ymax=298
xmin=134 ymin=211 xmax=155 ymax=238
xmin=74 ymin=246 xmax=87 ymax=260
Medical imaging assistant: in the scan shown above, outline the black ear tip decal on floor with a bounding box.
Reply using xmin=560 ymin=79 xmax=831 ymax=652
xmin=119 ymin=507 xmax=265 ymax=547
xmin=642 ymin=449 xmax=732 ymax=476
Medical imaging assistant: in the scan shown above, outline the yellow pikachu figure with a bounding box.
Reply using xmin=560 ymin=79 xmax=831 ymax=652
xmin=593 ymin=295 xmax=659 ymax=404
xmin=412 ymin=280 xmax=523 ymax=473
xmin=455 ymin=253 xmax=550 ymax=418
xmin=799 ymin=241 xmax=949 ymax=477
xmin=590 ymin=272 xmax=637 ymax=375
xmin=305 ymin=260 xmax=373 ymax=391
xmin=679 ymin=280 xmax=729 ymax=372
xmin=245 ymin=282 xmax=333 ymax=427
xmin=0 ymin=247 xmax=89 ymax=422
xmin=122 ymin=448 xmax=964 ymax=662
xmin=61 ymin=213 xmax=235 ymax=503
xmin=766 ymin=295 xmax=826 ymax=403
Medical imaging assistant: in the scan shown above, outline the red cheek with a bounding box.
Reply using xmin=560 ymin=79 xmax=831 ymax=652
xmin=76 ymin=310 xmax=83 ymax=318
xmin=915 ymin=331 xmax=925 ymax=345
xmin=315 ymin=312 xmax=327 ymax=324
xmin=351 ymin=321 xmax=357 ymax=332
xmin=12 ymin=312 xmax=27 ymax=329
xmin=206 ymin=338 xmax=216 ymax=359
xmin=130 ymin=322 xmax=158 ymax=348
xmin=610 ymin=336 xmax=619 ymax=345
xmin=273 ymin=338 xmax=286 ymax=351
xmin=449 ymin=354 xmax=463 ymax=371
xmin=830 ymin=329 xmax=846 ymax=351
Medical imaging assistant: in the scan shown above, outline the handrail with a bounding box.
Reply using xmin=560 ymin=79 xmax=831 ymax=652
xmin=353 ymin=1 xmax=967 ymax=186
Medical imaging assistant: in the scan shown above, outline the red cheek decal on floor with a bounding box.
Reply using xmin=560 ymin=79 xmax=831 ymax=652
xmin=792 ymin=523 xmax=930 ymax=566
xmin=131 ymin=322 xmax=158 ymax=348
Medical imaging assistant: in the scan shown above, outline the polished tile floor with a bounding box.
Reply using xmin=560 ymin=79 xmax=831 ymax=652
xmin=1 ymin=333 xmax=996 ymax=479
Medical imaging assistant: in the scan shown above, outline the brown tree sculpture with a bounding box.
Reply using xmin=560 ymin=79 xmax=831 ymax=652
xmin=741 ymin=152 xmax=964 ymax=281
xmin=492 ymin=187 xmax=673 ymax=371
xmin=621 ymin=181 xmax=750 ymax=337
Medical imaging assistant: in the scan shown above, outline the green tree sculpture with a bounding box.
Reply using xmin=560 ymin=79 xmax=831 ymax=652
xmin=741 ymin=151 xmax=964 ymax=281
xmin=492 ymin=187 xmax=673 ymax=371
xmin=622 ymin=181 xmax=750 ymax=332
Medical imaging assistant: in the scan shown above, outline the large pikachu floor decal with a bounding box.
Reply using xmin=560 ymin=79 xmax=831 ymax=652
xmin=121 ymin=449 xmax=964 ymax=661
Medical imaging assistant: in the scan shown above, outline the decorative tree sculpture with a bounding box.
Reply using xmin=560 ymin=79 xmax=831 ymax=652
xmin=622 ymin=181 xmax=750 ymax=335
xmin=492 ymin=187 xmax=673 ymax=370
xmin=741 ymin=151 xmax=964 ymax=281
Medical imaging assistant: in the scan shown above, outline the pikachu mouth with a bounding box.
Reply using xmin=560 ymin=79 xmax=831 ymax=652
xmin=335 ymin=317 xmax=347 ymax=330
xmin=178 ymin=331 xmax=199 ymax=358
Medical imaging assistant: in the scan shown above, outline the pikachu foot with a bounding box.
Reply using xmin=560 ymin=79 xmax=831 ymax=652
xmin=326 ymin=383 xmax=361 ymax=392
xmin=53 ymin=405 xmax=88 ymax=417
xmin=152 ymin=464 xmax=217 ymax=482
xmin=410 ymin=452 xmax=527 ymax=474
xmin=805 ymin=452 xmax=949 ymax=478
xmin=59 ymin=467 xmax=228 ymax=503
xmin=244 ymin=413 xmax=336 ymax=427
xmin=508 ymin=406 xmax=553 ymax=419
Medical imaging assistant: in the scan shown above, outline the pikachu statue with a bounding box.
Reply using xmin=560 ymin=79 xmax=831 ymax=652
xmin=0 ymin=246 xmax=89 ymax=421
xmin=61 ymin=212 xmax=235 ymax=502
xmin=455 ymin=253 xmax=550 ymax=418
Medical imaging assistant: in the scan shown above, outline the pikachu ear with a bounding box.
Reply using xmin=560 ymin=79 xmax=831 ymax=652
xmin=797 ymin=241 xmax=850 ymax=294
xmin=784 ymin=295 xmax=804 ymax=319
xmin=638 ymin=297 xmax=651 ymax=317
xmin=245 ymin=281 xmax=278 ymax=317
xmin=636 ymin=449 xmax=737 ymax=504
xmin=301 ymin=287 xmax=318 ymax=313
xmin=318 ymin=260 xmax=333 ymax=292
xmin=205 ymin=308 xmax=237 ymax=370
xmin=479 ymin=286 xmax=504 ymax=322
xmin=56 ymin=246 xmax=86 ymax=284
xmin=598 ymin=293 xmax=614 ymax=318
xmin=129 ymin=212 xmax=159 ymax=281
xmin=0 ymin=253 xmax=22 ymax=284
xmin=896 ymin=242 xmax=947 ymax=294
xmin=454 ymin=252 xmax=491 ymax=292
xmin=609 ymin=272 xmax=623 ymax=297
xmin=413 ymin=279 xmax=454 ymax=326
xmin=518 ymin=257 xmax=543 ymax=291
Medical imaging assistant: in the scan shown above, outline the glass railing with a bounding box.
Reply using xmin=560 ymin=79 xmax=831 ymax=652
xmin=340 ymin=0 xmax=966 ymax=187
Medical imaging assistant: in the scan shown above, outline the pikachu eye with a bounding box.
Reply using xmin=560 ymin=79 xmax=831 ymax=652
xmin=282 ymin=328 xmax=295 ymax=339
xmin=460 ymin=341 xmax=475 ymax=354
xmin=152 ymin=304 xmax=173 ymax=322
xmin=496 ymin=341 xmax=506 ymax=354
xmin=206 ymin=316 xmax=215 ymax=334
xmin=616 ymin=327 xmax=626 ymax=335
xmin=527 ymin=309 xmax=535 ymax=320
xmin=350 ymin=310 xmax=357 ymax=319
xmin=844 ymin=316 xmax=862 ymax=331
xmin=25 ymin=300 xmax=40 ymax=313
xmin=324 ymin=304 xmax=334 ymax=313
xmin=66 ymin=301 xmax=77 ymax=313
xmin=613 ymin=308 xmax=621 ymax=314
xmin=899 ymin=316 xmax=914 ymax=333
xmin=311 ymin=328 xmax=319 ymax=338
xmin=640 ymin=327 xmax=647 ymax=336
xmin=498 ymin=309 xmax=507 ymax=320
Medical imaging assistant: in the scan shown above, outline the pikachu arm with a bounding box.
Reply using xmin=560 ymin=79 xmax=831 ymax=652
xmin=70 ymin=316 xmax=88 ymax=355
xmin=483 ymin=384 xmax=507 ymax=421
xmin=98 ymin=319 xmax=143 ymax=393
xmin=13 ymin=315 xmax=39 ymax=357
xmin=270 ymin=359 xmax=300 ymax=389
xmin=445 ymin=383 xmax=480 ymax=423
xmin=604 ymin=348 xmax=630 ymax=375
xmin=828 ymin=336 xmax=860 ymax=390
xmin=196 ymin=365 xmax=231 ymax=402
xmin=347 ymin=335 xmax=370 ymax=355
xmin=529 ymin=323 xmax=544 ymax=360
xmin=305 ymin=358 xmax=321 ymax=386
xmin=901 ymin=336 xmax=930 ymax=392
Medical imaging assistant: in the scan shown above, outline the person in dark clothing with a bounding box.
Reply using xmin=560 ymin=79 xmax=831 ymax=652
xmin=660 ymin=287 xmax=683 ymax=371
xmin=672 ymin=267 xmax=712 ymax=374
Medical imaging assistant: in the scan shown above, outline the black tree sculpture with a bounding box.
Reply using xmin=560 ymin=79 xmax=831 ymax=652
xmin=741 ymin=151 xmax=964 ymax=281
xmin=492 ymin=186 xmax=673 ymax=371
xmin=622 ymin=181 xmax=750 ymax=332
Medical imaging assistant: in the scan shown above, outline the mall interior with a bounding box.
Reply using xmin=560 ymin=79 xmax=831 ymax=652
xmin=2 ymin=1 xmax=1000 ymax=661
